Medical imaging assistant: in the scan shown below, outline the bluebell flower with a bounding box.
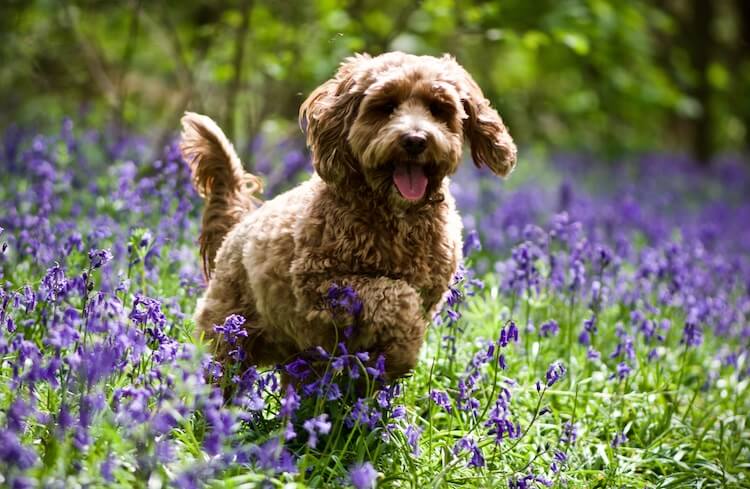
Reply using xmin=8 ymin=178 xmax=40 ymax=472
xmin=498 ymin=321 xmax=519 ymax=347
xmin=212 ymin=314 xmax=248 ymax=346
xmin=539 ymin=320 xmax=559 ymax=337
xmin=349 ymin=462 xmax=377 ymax=489
xmin=561 ymin=421 xmax=578 ymax=443
xmin=614 ymin=362 xmax=632 ymax=380
xmin=278 ymin=385 xmax=300 ymax=418
xmin=453 ymin=435 xmax=485 ymax=468
xmin=155 ymin=440 xmax=175 ymax=463
xmin=303 ymin=413 xmax=331 ymax=449
xmin=545 ymin=361 xmax=566 ymax=387
xmin=509 ymin=473 xmax=553 ymax=488
xmin=462 ymin=229 xmax=482 ymax=257
xmin=404 ymin=424 xmax=422 ymax=456
xmin=391 ymin=405 xmax=406 ymax=420
xmin=88 ymin=248 xmax=113 ymax=269
xmin=251 ymin=438 xmax=297 ymax=474
xmin=681 ymin=321 xmax=703 ymax=347
xmin=285 ymin=358 xmax=311 ymax=380
xmin=611 ymin=431 xmax=628 ymax=447
xmin=429 ymin=390 xmax=452 ymax=413
xmin=10 ymin=476 xmax=35 ymax=489
xmin=0 ymin=430 xmax=37 ymax=469
xmin=327 ymin=283 xmax=363 ymax=317
xmin=551 ymin=449 xmax=567 ymax=472
xmin=173 ymin=471 xmax=199 ymax=489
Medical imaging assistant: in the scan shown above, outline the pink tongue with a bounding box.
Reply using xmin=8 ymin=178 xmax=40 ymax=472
xmin=393 ymin=163 xmax=428 ymax=201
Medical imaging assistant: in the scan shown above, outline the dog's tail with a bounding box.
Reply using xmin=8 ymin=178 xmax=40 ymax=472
xmin=180 ymin=112 xmax=263 ymax=279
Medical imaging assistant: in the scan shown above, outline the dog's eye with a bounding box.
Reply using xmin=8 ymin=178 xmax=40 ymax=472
xmin=429 ymin=101 xmax=453 ymax=120
xmin=375 ymin=100 xmax=398 ymax=115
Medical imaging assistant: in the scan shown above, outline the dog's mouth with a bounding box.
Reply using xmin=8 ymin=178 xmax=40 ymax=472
xmin=392 ymin=162 xmax=430 ymax=201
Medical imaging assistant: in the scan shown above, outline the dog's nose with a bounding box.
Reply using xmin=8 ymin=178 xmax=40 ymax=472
xmin=400 ymin=133 xmax=427 ymax=156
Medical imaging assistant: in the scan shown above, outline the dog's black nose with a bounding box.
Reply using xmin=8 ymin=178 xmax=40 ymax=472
xmin=400 ymin=133 xmax=427 ymax=155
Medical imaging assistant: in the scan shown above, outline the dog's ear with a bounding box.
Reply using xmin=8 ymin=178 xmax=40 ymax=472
xmin=447 ymin=56 xmax=517 ymax=177
xmin=299 ymin=54 xmax=370 ymax=184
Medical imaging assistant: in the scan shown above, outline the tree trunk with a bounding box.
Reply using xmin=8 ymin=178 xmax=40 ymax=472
xmin=736 ymin=0 xmax=750 ymax=154
xmin=225 ymin=0 xmax=252 ymax=142
xmin=690 ymin=0 xmax=714 ymax=165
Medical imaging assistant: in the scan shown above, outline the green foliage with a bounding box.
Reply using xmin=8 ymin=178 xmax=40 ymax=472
xmin=1 ymin=0 xmax=749 ymax=160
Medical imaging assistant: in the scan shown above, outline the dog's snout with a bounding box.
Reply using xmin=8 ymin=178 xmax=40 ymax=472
xmin=400 ymin=133 xmax=427 ymax=156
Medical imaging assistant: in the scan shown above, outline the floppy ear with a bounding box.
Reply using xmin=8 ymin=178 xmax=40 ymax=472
xmin=299 ymin=54 xmax=369 ymax=184
xmin=455 ymin=64 xmax=517 ymax=177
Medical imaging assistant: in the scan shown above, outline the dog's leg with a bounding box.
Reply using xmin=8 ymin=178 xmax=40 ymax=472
xmin=298 ymin=276 xmax=429 ymax=380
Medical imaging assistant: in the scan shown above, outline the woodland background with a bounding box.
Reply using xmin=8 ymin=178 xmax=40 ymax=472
xmin=2 ymin=0 xmax=750 ymax=164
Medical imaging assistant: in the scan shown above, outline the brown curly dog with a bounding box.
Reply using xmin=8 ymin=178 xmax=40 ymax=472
xmin=180 ymin=51 xmax=516 ymax=379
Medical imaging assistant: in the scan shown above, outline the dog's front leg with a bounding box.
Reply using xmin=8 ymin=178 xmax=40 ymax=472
xmin=296 ymin=275 xmax=429 ymax=380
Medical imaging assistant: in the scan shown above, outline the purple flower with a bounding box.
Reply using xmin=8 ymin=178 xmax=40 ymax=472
xmin=212 ymin=314 xmax=248 ymax=346
xmin=174 ymin=471 xmax=199 ymax=489
xmin=279 ymin=385 xmax=300 ymax=418
xmin=453 ymin=436 xmax=485 ymax=468
xmin=509 ymin=473 xmax=553 ymax=488
xmin=539 ymin=320 xmax=559 ymax=337
xmin=155 ymin=440 xmax=175 ymax=462
xmin=578 ymin=316 xmax=597 ymax=345
xmin=348 ymin=398 xmax=370 ymax=427
xmin=349 ymin=462 xmax=377 ymax=489
xmin=611 ymin=431 xmax=628 ymax=447
xmin=10 ymin=476 xmax=35 ymax=489
xmin=614 ymin=362 xmax=632 ymax=380
xmin=595 ymin=244 xmax=613 ymax=270
xmin=251 ymin=438 xmax=297 ymax=474
xmin=0 ymin=430 xmax=38 ymax=469
xmin=327 ymin=283 xmax=363 ymax=317
xmin=366 ymin=354 xmax=386 ymax=380
xmin=88 ymin=248 xmax=113 ymax=269
xmin=681 ymin=322 xmax=703 ymax=347
xmin=462 ymin=229 xmax=482 ymax=257
xmin=151 ymin=409 xmax=178 ymax=435
xmin=303 ymin=413 xmax=331 ymax=448
xmin=545 ymin=361 xmax=566 ymax=387
xmin=561 ymin=421 xmax=578 ymax=444
xmin=392 ymin=405 xmax=406 ymax=420
xmin=647 ymin=348 xmax=660 ymax=362
xmin=129 ymin=294 xmax=166 ymax=326
xmin=498 ymin=321 xmax=519 ymax=347
xmin=285 ymin=358 xmax=311 ymax=380
xmin=507 ymin=241 xmax=543 ymax=293
xmin=498 ymin=353 xmax=507 ymax=370
xmin=404 ymin=424 xmax=422 ymax=456
xmin=202 ymin=358 xmax=223 ymax=379
xmin=551 ymin=449 xmax=567 ymax=472
xmin=429 ymin=390 xmax=452 ymax=413
xmin=6 ymin=399 xmax=32 ymax=433
xmin=485 ymin=387 xmax=521 ymax=445
xmin=284 ymin=421 xmax=296 ymax=441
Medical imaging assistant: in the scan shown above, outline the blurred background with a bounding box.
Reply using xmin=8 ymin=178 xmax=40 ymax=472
xmin=1 ymin=0 xmax=749 ymax=166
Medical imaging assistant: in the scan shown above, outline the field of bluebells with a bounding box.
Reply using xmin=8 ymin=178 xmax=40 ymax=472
xmin=1 ymin=119 xmax=749 ymax=488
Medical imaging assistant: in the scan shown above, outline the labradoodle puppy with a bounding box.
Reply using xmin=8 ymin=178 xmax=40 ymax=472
xmin=180 ymin=51 xmax=516 ymax=379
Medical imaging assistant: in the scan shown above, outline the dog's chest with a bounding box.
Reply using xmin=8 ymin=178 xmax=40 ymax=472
xmin=298 ymin=191 xmax=461 ymax=308
xmin=341 ymin=209 xmax=457 ymax=293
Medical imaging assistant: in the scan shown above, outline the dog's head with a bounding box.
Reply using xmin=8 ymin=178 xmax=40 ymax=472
xmin=300 ymin=52 xmax=517 ymax=207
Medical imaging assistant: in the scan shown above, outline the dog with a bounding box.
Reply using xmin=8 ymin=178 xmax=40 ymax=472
xmin=180 ymin=52 xmax=516 ymax=380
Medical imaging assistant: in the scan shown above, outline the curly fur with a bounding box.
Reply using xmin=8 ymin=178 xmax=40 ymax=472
xmin=180 ymin=112 xmax=263 ymax=278
xmin=183 ymin=52 xmax=516 ymax=379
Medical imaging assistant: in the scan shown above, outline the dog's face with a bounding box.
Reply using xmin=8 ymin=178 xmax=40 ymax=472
xmin=300 ymin=52 xmax=516 ymax=208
